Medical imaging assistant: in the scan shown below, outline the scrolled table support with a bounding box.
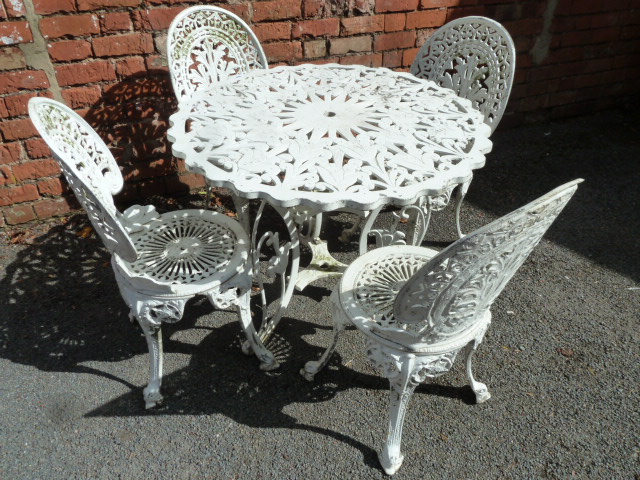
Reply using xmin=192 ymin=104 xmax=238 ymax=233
xmin=243 ymin=201 xmax=300 ymax=352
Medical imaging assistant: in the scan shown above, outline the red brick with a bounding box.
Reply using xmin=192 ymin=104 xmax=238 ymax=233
xmin=93 ymin=33 xmax=154 ymax=57
xmin=338 ymin=53 xmax=383 ymax=67
xmin=383 ymin=50 xmax=403 ymax=68
xmin=0 ymin=142 xmax=22 ymax=164
xmin=254 ymin=22 xmax=292 ymax=42
xmin=24 ymin=138 xmax=51 ymax=159
xmin=293 ymin=18 xmax=340 ymax=38
xmin=33 ymin=0 xmax=76 ymax=15
xmin=375 ymin=0 xmax=419 ymax=13
xmin=0 ymin=21 xmax=32 ymax=46
xmin=47 ymin=39 xmax=93 ymax=62
xmin=0 ymin=46 xmax=26 ymax=70
xmin=303 ymin=0 xmax=324 ymax=17
xmin=0 ymin=69 xmax=49 ymax=94
xmin=175 ymin=172 xmax=205 ymax=190
xmin=4 ymin=0 xmax=25 ymax=16
xmin=0 ymin=98 xmax=7 ymax=118
xmin=304 ymin=39 xmax=326 ymax=58
xmin=37 ymin=177 xmax=67 ymax=196
xmin=374 ymin=31 xmax=416 ymax=51
xmin=222 ymin=4 xmax=250 ymax=22
xmin=4 ymin=91 xmax=52 ymax=117
xmin=253 ymin=0 xmax=302 ymax=22
xmin=0 ymin=3 xmax=6 ymax=20
xmin=330 ymin=36 xmax=372 ymax=55
xmin=40 ymin=14 xmax=100 ymax=40
xmin=3 ymin=203 xmax=36 ymax=224
xmin=341 ymin=15 xmax=384 ymax=35
xmin=12 ymin=159 xmax=60 ymax=181
xmin=61 ymin=85 xmax=102 ymax=108
xmin=420 ymin=0 xmax=459 ymax=6
xmin=77 ymin=0 xmax=141 ymax=10
xmin=133 ymin=7 xmax=185 ymax=31
xmin=263 ymin=41 xmax=303 ymax=62
xmin=116 ymin=56 xmax=147 ymax=77
xmin=402 ymin=47 xmax=419 ymax=67
xmin=100 ymin=12 xmax=133 ymax=32
xmin=34 ymin=197 xmax=74 ymax=219
xmin=384 ymin=13 xmax=405 ymax=32
xmin=56 ymin=60 xmax=116 ymax=86
xmin=145 ymin=55 xmax=168 ymax=71
xmin=0 ymin=117 xmax=37 ymax=140
xmin=406 ymin=10 xmax=447 ymax=29
xmin=0 ymin=165 xmax=13 ymax=186
xmin=0 ymin=184 xmax=39 ymax=206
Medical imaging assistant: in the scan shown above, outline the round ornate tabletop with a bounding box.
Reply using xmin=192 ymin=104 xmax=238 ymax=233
xmin=168 ymin=63 xmax=492 ymax=212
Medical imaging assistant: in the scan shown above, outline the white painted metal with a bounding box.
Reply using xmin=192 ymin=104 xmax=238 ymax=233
xmin=169 ymin=63 xmax=491 ymax=212
xmin=168 ymin=63 xmax=493 ymax=344
xmin=302 ymin=179 xmax=582 ymax=475
xmin=167 ymin=5 xmax=268 ymax=209
xmin=29 ymin=97 xmax=278 ymax=410
xmin=410 ymin=16 xmax=516 ymax=237
xmin=167 ymin=5 xmax=267 ymax=103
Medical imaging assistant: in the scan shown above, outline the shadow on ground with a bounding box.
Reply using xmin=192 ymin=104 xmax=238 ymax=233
xmin=466 ymin=107 xmax=640 ymax=282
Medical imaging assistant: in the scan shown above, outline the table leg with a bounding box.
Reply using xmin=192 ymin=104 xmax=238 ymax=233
xmin=244 ymin=201 xmax=300 ymax=350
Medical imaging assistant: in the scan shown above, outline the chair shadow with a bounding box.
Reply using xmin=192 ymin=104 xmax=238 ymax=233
xmin=0 ymin=215 xmax=472 ymax=467
xmin=464 ymin=106 xmax=640 ymax=282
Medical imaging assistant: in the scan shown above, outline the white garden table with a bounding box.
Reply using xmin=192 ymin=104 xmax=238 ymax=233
xmin=167 ymin=63 xmax=492 ymax=344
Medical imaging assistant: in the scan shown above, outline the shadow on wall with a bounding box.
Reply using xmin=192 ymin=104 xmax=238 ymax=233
xmin=462 ymin=106 xmax=640 ymax=283
xmin=81 ymin=71 xmax=197 ymax=206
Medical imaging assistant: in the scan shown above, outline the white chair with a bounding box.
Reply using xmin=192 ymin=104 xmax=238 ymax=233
xmin=409 ymin=16 xmax=516 ymax=239
xmin=29 ymin=97 xmax=278 ymax=410
xmin=302 ymin=179 xmax=582 ymax=475
xmin=167 ymin=5 xmax=268 ymax=214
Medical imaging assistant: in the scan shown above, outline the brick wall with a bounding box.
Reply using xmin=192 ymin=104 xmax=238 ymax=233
xmin=1 ymin=0 xmax=639 ymax=226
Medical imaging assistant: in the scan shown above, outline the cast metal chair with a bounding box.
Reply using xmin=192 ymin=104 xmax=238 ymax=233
xmin=29 ymin=97 xmax=278 ymax=410
xmin=167 ymin=5 xmax=268 ymax=214
xmin=409 ymin=16 xmax=516 ymax=239
xmin=302 ymin=179 xmax=581 ymax=474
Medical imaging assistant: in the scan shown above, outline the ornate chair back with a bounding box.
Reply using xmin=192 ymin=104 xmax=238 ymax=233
xmin=388 ymin=180 xmax=582 ymax=347
xmin=167 ymin=6 xmax=267 ymax=103
xmin=410 ymin=16 xmax=516 ymax=133
xmin=28 ymin=97 xmax=138 ymax=262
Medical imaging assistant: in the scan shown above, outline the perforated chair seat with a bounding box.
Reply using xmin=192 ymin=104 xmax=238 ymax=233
xmin=303 ymin=180 xmax=582 ymax=475
xmin=29 ymin=97 xmax=278 ymax=411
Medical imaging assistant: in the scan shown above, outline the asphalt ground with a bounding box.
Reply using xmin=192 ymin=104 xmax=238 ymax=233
xmin=1 ymin=106 xmax=639 ymax=479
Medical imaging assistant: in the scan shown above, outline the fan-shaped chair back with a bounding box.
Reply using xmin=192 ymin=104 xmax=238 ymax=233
xmin=167 ymin=6 xmax=267 ymax=103
xmin=28 ymin=97 xmax=137 ymax=262
xmin=410 ymin=16 xmax=516 ymax=133
xmin=391 ymin=180 xmax=582 ymax=346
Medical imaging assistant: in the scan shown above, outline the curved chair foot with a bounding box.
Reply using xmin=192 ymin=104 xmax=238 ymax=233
xmin=473 ymin=383 xmax=491 ymax=404
xmin=465 ymin=341 xmax=491 ymax=404
xmin=241 ymin=340 xmax=254 ymax=356
xmin=259 ymin=354 xmax=280 ymax=371
xmin=300 ymin=360 xmax=322 ymax=381
xmin=143 ymin=387 xmax=164 ymax=410
xmin=378 ymin=449 xmax=404 ymax=476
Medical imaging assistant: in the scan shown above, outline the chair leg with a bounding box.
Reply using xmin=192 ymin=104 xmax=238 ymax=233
xmin=235 ymin=289 xmax=279 ymax=371
xmin=135 ymin=314 xmax=164 ymax=409
xmin=454 ymin=179 xmax=471 ymax=238
xmin=464 ymin=341 xmax=491 ymax=403
xmin=301 ymin=290 xmax=350 ymax=381
xmin=205 ymin=184 xmax=213 ymax=210
xmin=379 ymin=353 xmax=420 ymax=475
xmin=232 ymin=194 xmax=251 ymax=235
